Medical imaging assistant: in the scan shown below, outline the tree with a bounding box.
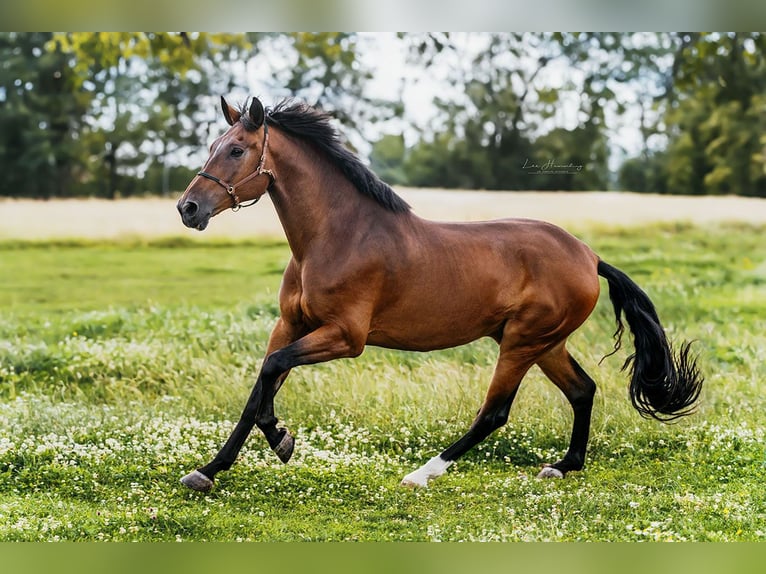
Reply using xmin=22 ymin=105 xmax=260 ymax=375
xmin=389 ymin=33 xmax=618 ymax=190
xmin=248 ymin=32 xmax=396 ymax=152
xmin=615 ymin=33 xmax=766 ymax=196
xmin=2 ymin=33 xmax=386 ymax=198
xmin=0 ymin=32 xmax=91 ymax=198
xmin=49 ymin=32 xmax=252 ymax=197
xmin=368 ymin=133 xmax=408 ymax=186
xmin=663 ymin=33 xmax=766 ymax=195
xmin=618 ymin=153 xmax=669 ymax=194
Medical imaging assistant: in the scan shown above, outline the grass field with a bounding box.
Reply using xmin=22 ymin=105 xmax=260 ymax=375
xmin=0 ymin=214 xmax=765 ymax=541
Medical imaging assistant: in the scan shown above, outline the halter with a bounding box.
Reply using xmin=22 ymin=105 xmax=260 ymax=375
xmin=196 ymin=122 xmax=276 ymax=212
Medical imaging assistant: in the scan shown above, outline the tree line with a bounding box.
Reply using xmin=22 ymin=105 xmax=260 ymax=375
xmin=1 ymin=32 xmax=764 ymax=199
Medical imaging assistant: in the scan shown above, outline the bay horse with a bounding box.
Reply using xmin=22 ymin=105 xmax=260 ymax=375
xmin=175 ymin=96 xmax=702 ymax=492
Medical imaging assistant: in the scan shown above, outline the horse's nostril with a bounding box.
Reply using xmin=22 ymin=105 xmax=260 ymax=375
xmin=182 ymin=200 xmax=199 ymax=217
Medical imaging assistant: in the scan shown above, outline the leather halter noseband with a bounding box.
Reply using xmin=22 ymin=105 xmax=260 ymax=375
xmin=196 ymin=122 xmax=276 ymax=212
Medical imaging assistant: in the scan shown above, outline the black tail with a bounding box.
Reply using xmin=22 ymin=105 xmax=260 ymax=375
xmin=597 ymin=260 xmax=703 ymax=421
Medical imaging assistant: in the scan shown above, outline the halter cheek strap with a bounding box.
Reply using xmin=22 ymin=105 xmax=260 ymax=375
xmin=197 ymin=123 xmax=276 ymax=212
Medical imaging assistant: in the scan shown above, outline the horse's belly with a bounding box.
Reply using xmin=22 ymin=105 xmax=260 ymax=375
xmin=366 ymin=299 xmax=506 ymax=352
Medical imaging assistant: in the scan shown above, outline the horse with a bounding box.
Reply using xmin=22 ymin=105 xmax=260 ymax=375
xmin=175 ymin=95 xmax=703 ymax=492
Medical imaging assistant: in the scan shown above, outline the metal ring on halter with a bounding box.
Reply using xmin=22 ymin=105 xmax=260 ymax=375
xmin=226 ymin=185 xmax=241 ymax=211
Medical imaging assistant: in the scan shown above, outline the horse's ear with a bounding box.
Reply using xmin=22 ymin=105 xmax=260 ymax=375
xmin=248 ymin=96 xmax=265 ymax=128
xmin=221 ymin=96 xmax=240 ymax=126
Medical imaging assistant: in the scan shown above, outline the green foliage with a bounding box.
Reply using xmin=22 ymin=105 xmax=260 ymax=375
xmin=48 ymin=32 xmax=252 ymax=198
xmin=530 ymin=126 xmax=609 ymax=191
xmin=0 ymin=32 xmax=391 ymax=198
xmin=0 ymin=33 xmax=91 ymax=198
xmin=393 ymin=32 xmax=766 ymax=196
xmin=279 ymin=33 xmax=392 ymax=129
xmin=618 ymin=154 xmax=668 ymax=194
xmin=621 ymin=33 xmax=766 ymax=196
xmin=3 ymin=32 xmax=766 ymax=197
xmin=385 ymin=33 xmax=655 ymax=191
xmin=368 ymin=134 xmax=408 ymax=186
xmin=0 ymin=224 xmax=764 ymax=540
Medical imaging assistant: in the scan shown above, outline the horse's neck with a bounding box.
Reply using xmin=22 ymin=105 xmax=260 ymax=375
xmin=266 ymin=135 xmax=367 ymax=261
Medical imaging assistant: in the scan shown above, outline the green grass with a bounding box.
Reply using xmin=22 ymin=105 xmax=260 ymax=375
xmin=0 ymin=237 xmax=289 ymax=314
xmin=0 ymin=223 xmax=764 ymax=541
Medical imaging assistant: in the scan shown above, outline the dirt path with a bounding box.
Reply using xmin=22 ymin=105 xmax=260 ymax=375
xmin=2 ymin=190 xmax=764 ymax=240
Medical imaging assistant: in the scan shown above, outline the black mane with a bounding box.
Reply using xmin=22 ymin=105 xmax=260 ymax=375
xmin=240 ymin=99 xmax=410 ymax=214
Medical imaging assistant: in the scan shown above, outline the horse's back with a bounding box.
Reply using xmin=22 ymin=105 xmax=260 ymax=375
xmin=421 ymin=216 xmax=599 ymax=280
xmin=365 ymin=216 xmax=601 ymax=351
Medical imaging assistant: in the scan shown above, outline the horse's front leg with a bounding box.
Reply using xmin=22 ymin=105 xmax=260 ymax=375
xmin=180 ymin=318 xmax=302 ymax=492
xmin=180 ymin=321 xmax=363 ymax=492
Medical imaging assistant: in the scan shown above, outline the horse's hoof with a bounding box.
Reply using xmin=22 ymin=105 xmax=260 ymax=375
xmin=180 ymin=470 xmax=215 ymax=492
xmin=273 ymin=429 xmax=295 ymax=463
xmin=536 ymin=466 xmax=565 ymax=479
xmin=400 ymin=475 xmax=428 ymax=488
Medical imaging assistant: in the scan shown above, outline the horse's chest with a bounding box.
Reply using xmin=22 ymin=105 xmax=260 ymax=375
xmin=288 ymin=281 xmax=348 ymax=330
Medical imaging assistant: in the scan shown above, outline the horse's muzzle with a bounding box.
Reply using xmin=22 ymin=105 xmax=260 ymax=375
xmin=177 ymin=198 xmax=211 ymax=231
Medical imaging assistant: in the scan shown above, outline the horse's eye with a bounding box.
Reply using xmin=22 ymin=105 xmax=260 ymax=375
xmin=230 ymin=147 xmax=244 ymax=158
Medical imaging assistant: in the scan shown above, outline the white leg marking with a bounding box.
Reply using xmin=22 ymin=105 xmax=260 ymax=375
xmin=401 ymin=455 xmax=453 ymax=488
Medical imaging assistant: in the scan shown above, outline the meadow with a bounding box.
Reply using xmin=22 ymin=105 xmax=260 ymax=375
xmin=0 ymin=218 xmax=764 ymax=541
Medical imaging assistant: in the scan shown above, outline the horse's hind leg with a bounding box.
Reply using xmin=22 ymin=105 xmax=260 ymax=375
xmin=401 ymin=350 xmax=533 ymax=488
xmin=535 ymin=343 xmax=596 ymax=478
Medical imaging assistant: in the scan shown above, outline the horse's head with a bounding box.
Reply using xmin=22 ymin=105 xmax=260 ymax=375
xmin=177 ymin=96 xmax=275 ymax=230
